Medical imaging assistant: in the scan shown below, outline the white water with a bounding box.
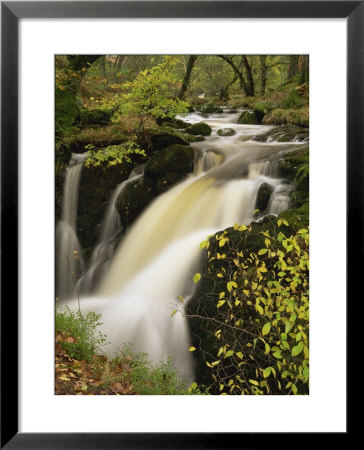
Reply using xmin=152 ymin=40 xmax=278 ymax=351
xmin=56 ymin=154 xmax=86 ymax=299
xmin=60 ymin=111 xmax=303 ymax=384
xmin=77 ymin=166 xmax=145 ymax=295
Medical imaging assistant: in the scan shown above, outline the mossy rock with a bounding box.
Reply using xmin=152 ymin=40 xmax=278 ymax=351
xmin=150 ymin=127 xmax=202 ymax=150
xmin=185 ymin=122 xmax=212 ymax=136
xmin=79 ymin=107 xmax=114 ymax=126
xmin=115 ymin=176 xmax=157 ymax=229
xmin=77 ymin=161 xmax=134 ymax=255
xmin=55 ymin=87 xmax=80 ymax=128
xmin=144 ymin=144 xmax=194 ymax=181
xmin=157 ymin=117 xmax=190 ymax=129
xmin=284 ymin=88 xmax=304 ymax=108
xmin=256 ymin=183 xmax=274 ymax=212
xmin=217 ymin=128 xmax=236 ymax=137
xmin=198 ymin=102 xmax=223 ymax=114
xmin=262 ymin=107 xmax=309 ymax=127
xmin=237 ymin=110 xmax=259 ymax=125
xmin=278 ymin=145 xmax=309 ymax=208
xmin=253 ymin=124 xmax=308 ymax=143
xmin=156 ymin=172 xmax=184 ymax=193
xmin=253 ymin=102 xmax=274 ymax=123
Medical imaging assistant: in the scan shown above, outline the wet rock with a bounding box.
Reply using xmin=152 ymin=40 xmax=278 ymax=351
xmin=217 ymin=128 xmax=236 ymax=137
xmin=253 ymin=124 xmax=308 ymax=143
xmin=144 ymin=144 xmax=194 ymax=182
xmin=115 ymin=176 xmax=157 ymax=229
xmin=256 ymin=183 xmax=274 ymax=212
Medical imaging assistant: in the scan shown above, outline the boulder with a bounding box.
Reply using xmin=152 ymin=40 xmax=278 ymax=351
xmin=150 ymin=127 xmax=203 ymax=151
xmin=253 ymin=124 xmax=309 ymax=143
xmin=256 ymin=183 xmax=274 ymax=212
xmin=185 ymin=122 xmax=212 ymax=136
xmin=199 ymin=102 xmax=223 ymax=114
xmin=115 ymin=176 xmax=157 ymax=229
xmin=217 ymin=128 xmax=236 ymax=137
xmin=237 ymin=110 xmax=259 ymax=125
xmin=144 ymin=144 xmax=194 ymax=182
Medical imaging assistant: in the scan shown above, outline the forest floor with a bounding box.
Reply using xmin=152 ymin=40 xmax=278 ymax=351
xmin=55 ymin=332 xmax=136 ymax=395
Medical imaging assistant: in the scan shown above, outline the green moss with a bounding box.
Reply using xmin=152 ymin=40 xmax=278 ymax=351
xmin=284 ymin=88 xmax=304 ymax=108
xmin=237 ymin=110 xmax=259 ymax=125
xmin=185 ymin=122 xmax=212 ymax=136
xmin=144 ymin=144 xmax=194 ymax=181
xmin=262 ymin=107 xmax=309 ymax=127
xmin=217 ymin=128 xmax=236 ymax=137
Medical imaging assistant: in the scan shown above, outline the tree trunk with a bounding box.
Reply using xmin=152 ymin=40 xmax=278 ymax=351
xmin=299 ymin=55 xmax=309 ymax=84
xmin=288 ymin=55 xmax=300 ymax=79
xmin=242 ymin=56 xmax=254 ymax=97
xmin=178 ymin=55 xmax=198 ymax=99
xmin=219 ymin=56 xmax=250 ymax=97
xmin=259 ymin=55 xmax=267 ymax=96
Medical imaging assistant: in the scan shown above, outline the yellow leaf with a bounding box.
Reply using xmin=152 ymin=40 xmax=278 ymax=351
xmin=189 ymin=346 xmax=196 ymax=352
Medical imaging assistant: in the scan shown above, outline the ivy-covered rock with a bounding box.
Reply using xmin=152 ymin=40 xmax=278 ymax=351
xmin=198 ymin=102 xmax=223 ymax=114
xmin=217 ymin=128 xmax=236 ymax=137
xmin=115 ymin=176 xmax=157 ymax=229
xmin=237 ymin=110 xmax=259 ymax=125
xmin=187 ymin=206 xmax=309 ymax=389
xmin=185 ymin=122 xmax=212 ymax=136
xmin=253 ymin=125 xmax=308 ymax=143
xmin=144 ymin=144 xmax=194 ymax=181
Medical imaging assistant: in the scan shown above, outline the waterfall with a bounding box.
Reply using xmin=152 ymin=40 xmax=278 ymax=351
xmin=56 ymin=154 xmax=86 ymax=299
xmin=61 ymin=111 xmax=304 ymax=383
xmin=77 ymin=166 xmax=144 ymax=295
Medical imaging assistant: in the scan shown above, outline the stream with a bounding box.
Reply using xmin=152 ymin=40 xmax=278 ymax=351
xmin=57 ymin=110 xmax=303 ymax=383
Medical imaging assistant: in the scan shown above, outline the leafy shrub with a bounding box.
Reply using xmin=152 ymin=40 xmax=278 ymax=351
xmin=187 ymin=221 xmax=309 ymax=395
xmin=56 ymin=306 xmax=108 ymax=362
xmin=84 ymin=141 xmax=146 ymax=168
xmin=112 ymin=56 xmax=189 ymax=147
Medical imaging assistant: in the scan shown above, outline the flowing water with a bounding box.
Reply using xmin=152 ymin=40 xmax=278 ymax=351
xmin=59 ymin=110 xmax=303 ymax=383
xmin=56 ymin=154 xmax=86 ymax=299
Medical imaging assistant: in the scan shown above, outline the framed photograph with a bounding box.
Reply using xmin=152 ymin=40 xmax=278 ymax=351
xmin=1 ymin=1 xmax=358 ymax=447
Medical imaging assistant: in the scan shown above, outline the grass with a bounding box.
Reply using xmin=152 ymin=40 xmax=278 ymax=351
xmin=55 ymin=306 xmax=205 ymax=395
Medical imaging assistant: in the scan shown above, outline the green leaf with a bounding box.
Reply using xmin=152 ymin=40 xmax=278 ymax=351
xmin=249 ymin=379 xmax=259 ymax=386
xmin=263 ymin=367 xmax=271 ymax=378
xmin=224 ymin=350 xmax=234 ymax=358
xmin=273 ymin=351 xmax=282 ymax=359
xmin=262 ymin=322 xmax=271 ymax=336
xmin=258 ymin=248 xmax=269 ymax=255
xmin=193 ymin=273 xmax=201 ymax=284
xmin=292 ymin=341 xmax=304 ymax=356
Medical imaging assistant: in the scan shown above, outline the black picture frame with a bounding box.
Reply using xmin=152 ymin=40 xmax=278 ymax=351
xmin=1 ymin=1 xmax=358 ymax=448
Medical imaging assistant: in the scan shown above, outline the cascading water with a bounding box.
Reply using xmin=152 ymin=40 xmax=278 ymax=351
xmin=77 ymin=165 xmax=145 ymax=295
xmin=56 ymin=154 xmax=86 ymax=299
xmin=61 ymin=110 xmax=304 ymax=384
